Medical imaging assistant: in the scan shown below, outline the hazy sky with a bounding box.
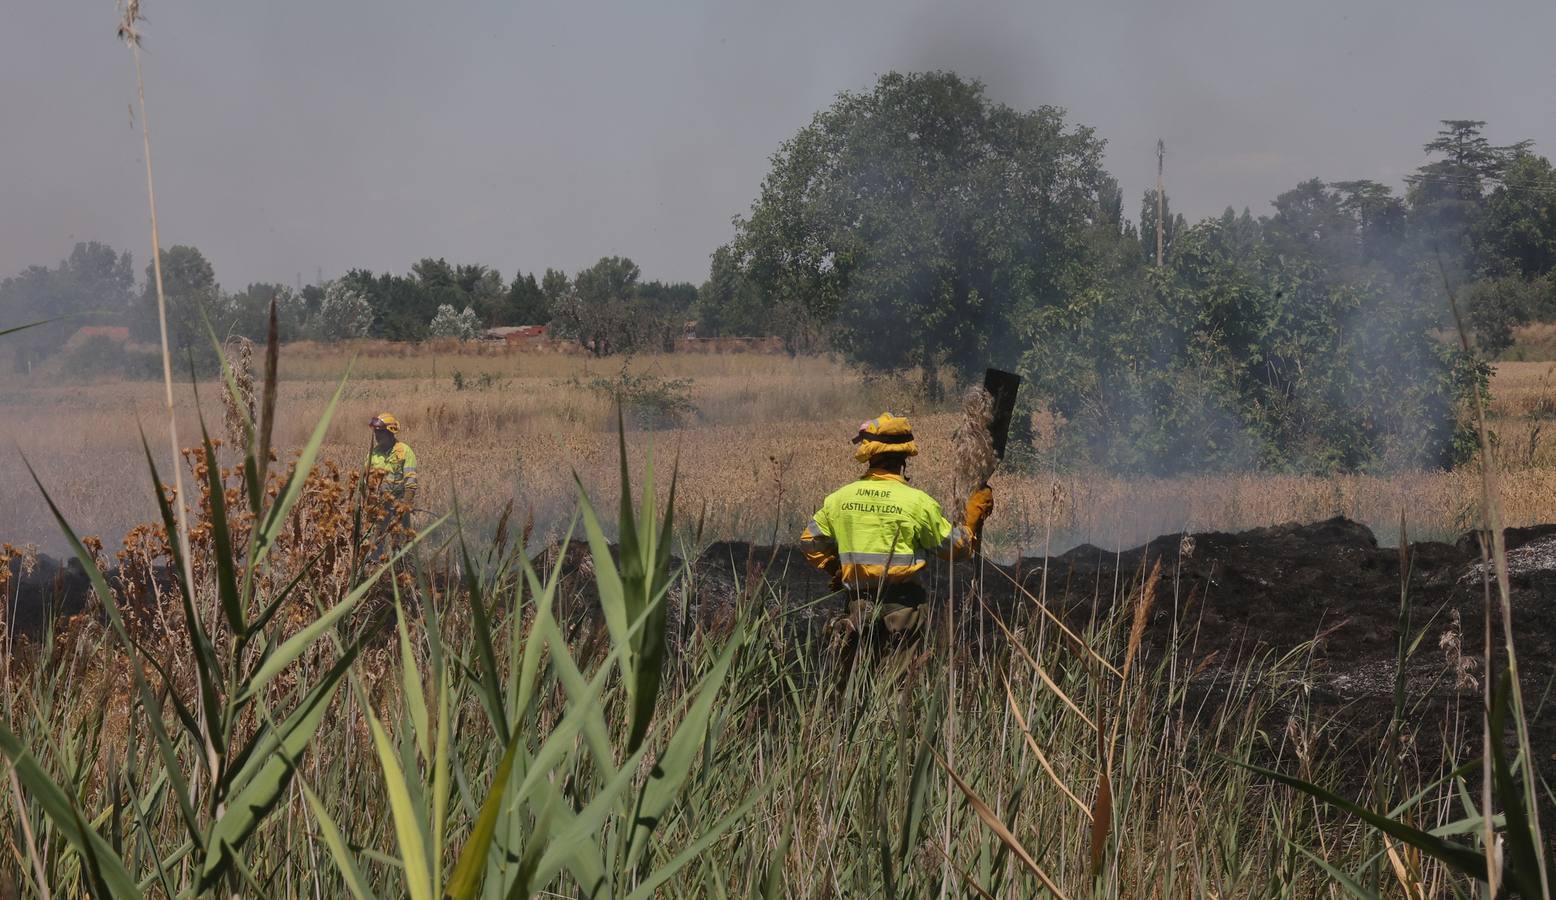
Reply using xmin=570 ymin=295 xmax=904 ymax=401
xmin=4 ymin=0 xmax=1554 ymax=290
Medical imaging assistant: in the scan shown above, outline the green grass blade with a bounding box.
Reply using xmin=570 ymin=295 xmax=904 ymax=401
xmin=368 ymin=709 xmax=435 ymax=900
xmin=615 ymin=410 xmax=642 ymax=627
xmin=517 ymin=762 xmax=609 ymax=896
xmin=511 ymin=614 xmax=643 ymax=809
xmin=575 ymin=470 xmax=629 ymax=646
xmin=246 ymin=544 xmax=330 ymax=642
xmin=129 ymin=670 xmax=202 ymax=848
xmin=1488 ymin=671 xmax=1551 ymax=898
xmin=302 ymin=782 xmax=382 ymax=900
xmin=196 ymin=422 xmax=246 ymax=635
xmin=0 ymin=317 xmax=58 ymax=337
xmin=1430 ymin=815 xmax=1504 ymax=838
xmin=458 ymin=522 xmax=509 ymax=739
xmin=625 ymin=471 xmax=676 ymax=755
xmin=623 ymin=789 xmax=767 ymax=900
xmin=531 ymin=745 xmax=651 ymax=893
xmin=899 ymin=691 xmax=942 ymax=870
xmin=200 ymin=642 xmax=361 ymax=889
xmin=506 ymin=777 xmax=564 ymax=900
xmin=626 ymin=624 xmax=744 ymax=870
xmin=24 ymin=447 xmax=212 ymax=845
xmin=198 ymin=306 xmax=266 ymax=525
xmin=757 ymin=811 xmax=795 ymax=900
xmin=1235 ymin=758 xmax=1489 ymax=880
xmin=131 ymin=428 xmax=225 ymax=736
xmin=395 ymin=592 xmax=432 ymax=765
xmin=443 ymin=722 xmax=522 ymax=900
xmin=431 ymin=671 xmax=452 ymax=898
xmin=546 ymin=627 xmax=618 ymax=777
xmin=138 ymin=840 xmax=195 ymax=894
xmin=0 ymin=722 xmax=143 ymax=900
xmin=513 ymin=521 xmax=576 ymax=723
xmin=1285 ymin=839 xmax=1382 ymax=899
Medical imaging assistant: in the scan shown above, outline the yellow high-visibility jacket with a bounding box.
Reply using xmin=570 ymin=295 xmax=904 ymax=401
xmin=367 ymin=441 xmax=418 ymax=499
xmin=800 ymin=470 xmax=991 ymax=588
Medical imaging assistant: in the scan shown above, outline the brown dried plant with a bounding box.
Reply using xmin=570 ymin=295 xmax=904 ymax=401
xmin=221 ymin=337 xmax=257 ymax=453
xmin=950 ymin=385 xmax=997 ymax=514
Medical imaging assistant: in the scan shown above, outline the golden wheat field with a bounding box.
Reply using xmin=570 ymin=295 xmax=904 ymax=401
xmin=2 ymin=343 xmax=1554 ymax=556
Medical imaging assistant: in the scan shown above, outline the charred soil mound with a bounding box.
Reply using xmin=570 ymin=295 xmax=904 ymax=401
xmin=692 ymin=517 xmax=1556 ymax=783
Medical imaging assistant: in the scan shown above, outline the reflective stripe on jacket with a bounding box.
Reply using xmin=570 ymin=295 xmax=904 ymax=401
xmin=367 ymin=442 xmax=418 ymax=497
xmin=800 ymin=470 xmax=988 ymax=589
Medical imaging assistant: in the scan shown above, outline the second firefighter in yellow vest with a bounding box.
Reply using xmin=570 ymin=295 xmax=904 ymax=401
xmin=800 ymin=412 xmax=993 ymax=632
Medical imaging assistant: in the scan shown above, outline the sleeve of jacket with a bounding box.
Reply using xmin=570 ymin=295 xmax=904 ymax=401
xmin=931 ymin=486 xmax=993 ymax=561
xmin=399 ymin=445 xmax=419 ymax=491
xmin=800 ymin=505 xmax=839 ymax=576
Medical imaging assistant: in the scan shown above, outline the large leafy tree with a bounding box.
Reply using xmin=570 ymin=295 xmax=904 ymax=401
xmin=428 ymin=303 xmax=481 ymax=339
xmin=1138 ymin=188 xmax=1187 ymax=266
xmin=1407 ymin=120 xmax=1531 ymax=274
xmin=1330 ymin=180 xmax=1408 ymax=268
xmin=340 ymin=269 xmax=433 ymax=341
xmin=0 ymin=241 xmax=135 ymax=369
xmin=506 ymin=270 xmax=549 ymax=325
xmin=696 ymin=246 xmax=769 ymax=338
xmin=723 ymin=70 xmax=1116 ymax=394
xmin=1031 ymin=205 xmax=1472 ymax=474
xmin=135 ymin=245 xmax=219 ymax=358
xmin=1265 ymin=178 xmax=1362 ymax=276
xmin=635 ymin=281 xmax=698 ymax=350
xmin=222 ymin=283 xmax=302 ymax=342
xmin=1479 ymin=152 xmax=1556 ymax=280
xmin=452 ymin=263 xmax=507 ymax=326
xmin=313 ymin=281 xmax=374 ymax=341
xmin=560 ymin=256 xmax=640 ymax=356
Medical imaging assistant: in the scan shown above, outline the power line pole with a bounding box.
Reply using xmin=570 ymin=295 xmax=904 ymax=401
xmin=1155 ymin=139 xmax=1166 ymax=268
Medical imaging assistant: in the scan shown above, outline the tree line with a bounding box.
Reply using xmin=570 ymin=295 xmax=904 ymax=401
xmin=0 ymin=246 xmax=707 ymax=369
xmin=711 ymin=74 xmax=1554 ymax=474
xmin=5 ymin=70 xmax=1554 ymax=473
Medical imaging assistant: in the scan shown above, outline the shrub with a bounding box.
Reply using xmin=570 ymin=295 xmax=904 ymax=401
xmin=576 ymin=367 xmax=697 ymax=428
xmin=313 ymin=281 xmax=375 ymax=342
xmin=428 ymin=303 xmax=480 ymax=340
xmin=451 ymin=369 xmax=499 ymax=391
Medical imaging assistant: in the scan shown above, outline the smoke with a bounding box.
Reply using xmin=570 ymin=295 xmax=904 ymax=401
xmin=889 ymin=5 xmax=1057 ymax=115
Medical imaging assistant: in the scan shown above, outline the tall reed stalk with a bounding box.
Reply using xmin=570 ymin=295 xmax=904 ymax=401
xmin=116 ymin=0 xmax=204 ymax=746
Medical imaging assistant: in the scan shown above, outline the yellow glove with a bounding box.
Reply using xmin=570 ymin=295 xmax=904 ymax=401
xmin=964 ymin=486 xmax=993 ymax=534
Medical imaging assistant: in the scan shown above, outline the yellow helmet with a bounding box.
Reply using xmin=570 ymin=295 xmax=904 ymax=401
xmin=370 ymin=412 xmax=400 ymax=434
xmin=852 ymin=412 xmax=918 ymax=463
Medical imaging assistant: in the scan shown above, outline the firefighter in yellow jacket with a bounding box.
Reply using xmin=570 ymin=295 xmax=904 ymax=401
xmin=367 ymin=413 xmax=417 ymax=551
xmin=800 ymin=412 xmax=992 ymax=636
xmin=368 ymin=413 xmax=418 ymax=503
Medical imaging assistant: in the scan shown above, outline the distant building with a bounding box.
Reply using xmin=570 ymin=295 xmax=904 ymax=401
xmin=63 ymin=326 xmax=131 ymax=349
xmin=481 ymin=325 xmax=549 ymax=348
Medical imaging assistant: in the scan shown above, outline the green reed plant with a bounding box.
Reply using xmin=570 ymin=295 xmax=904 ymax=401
xmin=305 ymin=425 xmax=764 ymax=898
xmin=0 ymin=305 xmax=440 ymax=896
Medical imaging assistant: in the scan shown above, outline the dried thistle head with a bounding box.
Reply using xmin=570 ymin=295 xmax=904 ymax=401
xmin=222 ymin=337 xmax=258 ymax=453
xmin=950 ymin=385 xmax=998 ymax=512
xmin=117 ymin=0 xmax=143 ymax=45
xmin=1438 ymin=608 xmax=1480 ymax=692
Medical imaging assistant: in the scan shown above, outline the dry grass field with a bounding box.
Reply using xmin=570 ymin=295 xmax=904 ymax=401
xmin=5 ymin=341 xmax=1552 ymax=897
xmin=3 ymin=342 xmax=1555 ymax=556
